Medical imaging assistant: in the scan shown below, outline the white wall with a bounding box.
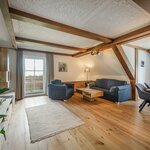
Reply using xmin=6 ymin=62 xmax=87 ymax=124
xmin=54 ymin=49 xmax=129 ymax=82
xmin=138 ymin=51 xmax=150 ymax=84
xmin=122 ymin=45 xmax=135 ymax=70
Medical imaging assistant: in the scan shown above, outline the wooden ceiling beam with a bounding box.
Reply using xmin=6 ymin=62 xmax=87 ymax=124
xmin=18 ymin=48 xmax=72 ymax=56
xmin=113 ymin=25 xmax=150 ymax=45
xmin=9 ymin=8 xmax=112 ymax=43
xmin=0 ymin=1 xmax=17 ymax=48
xmin=73 ymin=51 xmax=91 ymax=57
xmin=112 ymin=45 xmax=135 ymax=100
xmin=16 ymin=37 xmax=86 ymax=52
xmin=125 ymin=44 xmax=149 ymax=52
xmin=112 ymin=45 xmax=134 ymax=80
xmin=74 ymin=25 xmax=150 ymax=57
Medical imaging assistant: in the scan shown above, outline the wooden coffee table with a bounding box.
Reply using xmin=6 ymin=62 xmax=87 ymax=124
xmin=76 ymin=88 xmax=104 ymax=101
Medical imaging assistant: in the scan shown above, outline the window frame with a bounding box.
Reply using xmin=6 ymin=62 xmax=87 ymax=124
xmin=23 ymin=55 xmax=46 ymax=96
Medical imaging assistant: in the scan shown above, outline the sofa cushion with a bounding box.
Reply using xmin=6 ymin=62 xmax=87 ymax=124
xmin=91 ymin=86 xmax=115 ymax=96
xmin=95 ymin=79 xmax=108 ymax=89
xmin=95 ymin=79 xmax=127 ymax=89
xmin=107 ymin=79 xmax=127 ymax=89
xmin=51 ymin=79 xmax=62 ymax=84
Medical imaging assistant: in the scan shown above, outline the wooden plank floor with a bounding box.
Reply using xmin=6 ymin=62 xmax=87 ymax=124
xmin=2 ymin=94 xmax=150 ymax=150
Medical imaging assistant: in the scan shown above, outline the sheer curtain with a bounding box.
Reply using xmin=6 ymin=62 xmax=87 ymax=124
xmin=16 ymin=50 xmax=24 ymax=100
xmin=46 ymin=53 xmax=54 ymax=95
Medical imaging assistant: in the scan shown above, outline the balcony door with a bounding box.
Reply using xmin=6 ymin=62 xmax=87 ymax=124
xmin=24 ymin=56 xmax=45 ymax=96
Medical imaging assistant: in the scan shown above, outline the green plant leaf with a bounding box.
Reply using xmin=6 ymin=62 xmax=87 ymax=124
xmin=0 ymin=128 xmax=6 ymax=140
xmin=0 ymin=114 xmax=7 ymax=119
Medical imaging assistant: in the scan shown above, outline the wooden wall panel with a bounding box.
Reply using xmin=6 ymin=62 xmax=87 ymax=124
xmin=0 ymin=48 xmax=8 ymax=71
xmin=0 ymin=48 xmax=9 ymax=88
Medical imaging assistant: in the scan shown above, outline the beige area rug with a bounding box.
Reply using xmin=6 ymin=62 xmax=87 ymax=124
xmin=26 ymin=102 xmax=84 ymax=143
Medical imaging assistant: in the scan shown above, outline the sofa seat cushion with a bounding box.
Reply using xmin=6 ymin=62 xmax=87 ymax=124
xmin=91 ymin=87 xmax=115 ymax=96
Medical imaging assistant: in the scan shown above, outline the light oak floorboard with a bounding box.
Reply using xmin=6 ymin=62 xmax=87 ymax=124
xmin=2 ymin=94 xmax=150 ymax=150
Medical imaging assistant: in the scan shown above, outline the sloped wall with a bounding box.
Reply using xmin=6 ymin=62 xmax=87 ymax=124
xmin=122 ymin=45 xmax=135 ymax=70
xmin=54 ymin=49 xmax=129 ymax=82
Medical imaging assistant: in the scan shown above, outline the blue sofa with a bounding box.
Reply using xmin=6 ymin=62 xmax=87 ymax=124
xmin=48 ymin=80 xmax=74 ymax=100
xmin=90 ymin=79 xmax=131 ymax=102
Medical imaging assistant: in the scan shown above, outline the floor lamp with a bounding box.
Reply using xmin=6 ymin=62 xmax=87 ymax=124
xmin=84 ymin=67 xmax=90 ymax=82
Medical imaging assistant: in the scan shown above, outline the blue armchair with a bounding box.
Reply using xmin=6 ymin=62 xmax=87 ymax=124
xmin=48 ymin=80 xmax=74 ymax=100
xmin=136 ymin=83 xmax=150 ymax=112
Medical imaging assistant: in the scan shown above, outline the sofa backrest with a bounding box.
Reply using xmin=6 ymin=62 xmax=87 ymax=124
xmin=95 ymin=79 xmax=127 ymax=89
xmin=51 ymin=79 xmax=62 ymax=84
xmin=95 ymin=79 xmax=108 ymax=89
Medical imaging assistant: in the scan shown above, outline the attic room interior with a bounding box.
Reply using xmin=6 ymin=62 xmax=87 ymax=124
xmin=0 ymin=0 xmax=150 ymax=150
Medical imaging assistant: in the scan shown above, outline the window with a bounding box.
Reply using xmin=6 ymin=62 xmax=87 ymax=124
xmin=24 ymin=57 xmax=45 ymax=96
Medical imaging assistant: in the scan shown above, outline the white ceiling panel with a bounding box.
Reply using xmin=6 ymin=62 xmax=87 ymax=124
xmin=0 ymin=10 xmax=12 ymax=48
xmin=12 ymin=19 xmax=101 ymax=48
xmin=9 ymin=0 xmax=150 ymax=38
xmin=17 ymin=41 xmax=77 ymax=54
xmin=128 ymin=37 xmax=150 ymax=49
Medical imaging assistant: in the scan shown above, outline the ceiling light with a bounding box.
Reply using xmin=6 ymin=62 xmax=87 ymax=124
xmin=91 ymin=48 xmax=103 ymax=56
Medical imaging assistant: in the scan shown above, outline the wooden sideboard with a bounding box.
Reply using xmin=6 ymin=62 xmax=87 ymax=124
xmin=64 ymin=80 xmax=94 ymax=92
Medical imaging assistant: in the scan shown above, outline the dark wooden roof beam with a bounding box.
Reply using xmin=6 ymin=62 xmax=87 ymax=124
xmin=73 ymin=25 xmax=150 ymax=57
xmin=16 ymin=37 xmax=86 ymax=52
xmin=9 ymin=8 xmax=112 ymax=43
xmin=0 ymin=1 xmax=17 ymax=48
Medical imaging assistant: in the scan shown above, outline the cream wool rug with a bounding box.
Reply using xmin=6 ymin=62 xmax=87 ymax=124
xmin=26 ymin=102 xmax=84 ymax=143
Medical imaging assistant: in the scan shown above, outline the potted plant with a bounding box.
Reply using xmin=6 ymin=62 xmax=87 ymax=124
xmin=0 ymin=98 xmax=7 ymax=139
xmin=0 ymin=75 xmax=9 ymax=140
xmin=0 ymin=115 xmax=6 ymax=139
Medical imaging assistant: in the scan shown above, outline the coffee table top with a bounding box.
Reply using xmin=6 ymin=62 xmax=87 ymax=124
xmin=76 ymin=88 xmax=104 ymax=100
xmin=77 ymin=88 xmax=103 ymax=95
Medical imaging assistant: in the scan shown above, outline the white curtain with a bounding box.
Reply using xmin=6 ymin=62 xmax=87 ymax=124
xmin=46 ymin=53 xmax=54 ymax=94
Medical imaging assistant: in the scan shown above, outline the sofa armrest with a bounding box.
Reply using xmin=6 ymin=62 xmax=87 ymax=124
xmin=117 ymin=84 xmax=131 ymax=102
xmin=110 ymin=84 xmax=130 ymax=91
xmin=110 ymin=86 xmax=117 ymax=92
xmin=116 ymin=84 xmax=131 ymax=90
xmin=66 ymin=83 xmax=74 ymax=89
xmin=110 ymin=84 xmax=131 ymax=102
xmin=48 ymin=84 xmax=67 ymax=99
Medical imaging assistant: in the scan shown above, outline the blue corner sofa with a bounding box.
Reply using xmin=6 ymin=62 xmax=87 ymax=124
xmin=90 ymin=79 xmax=131 ymax=102
xmin=48 ymin=80 xmax=74 ymax=100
